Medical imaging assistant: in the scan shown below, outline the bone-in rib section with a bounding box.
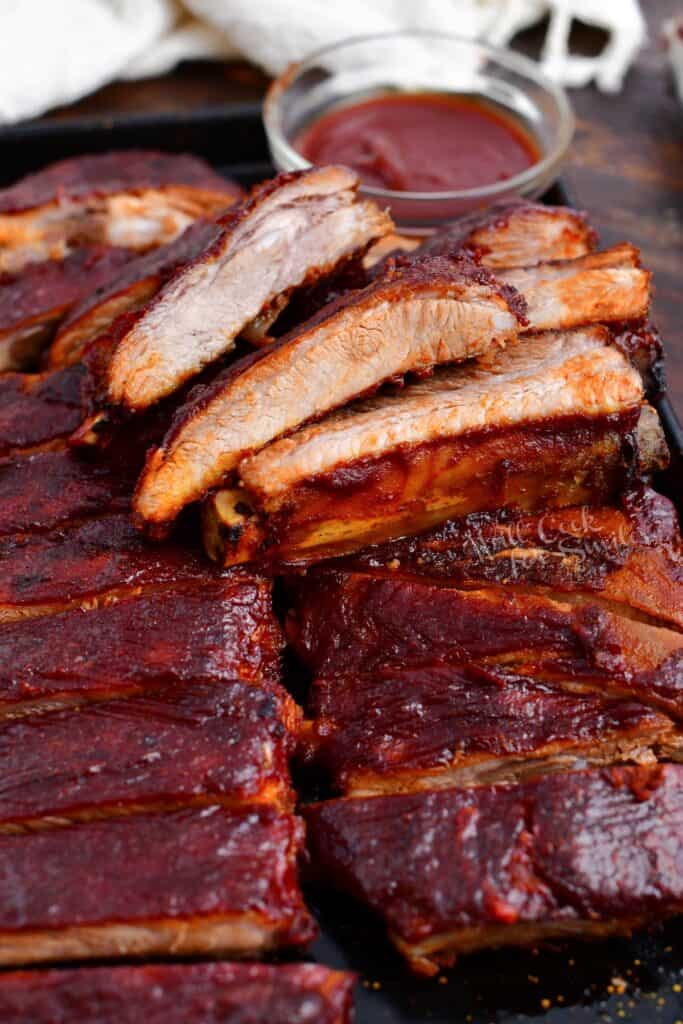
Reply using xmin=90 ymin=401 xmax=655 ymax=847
xmin=0 ymin=962 xmax=355 ymax=1024
xmin=0 ymin=513 xmax=225 ymax=619
xmin=286 ymin=571 xmax=683 ymax=718
xmin=303 ymin=661 xmax=682 ymax=797
xmin=0 ymin=805 xmax=315 ymax=966
xmin=0 ymin=578 xmax=283 ymax=715
xmin=0 ymin=364 xmax=87 ymax=458
xmin=205 ymin=328 xmax=656 ymax=564
xmin=0 ymin=683 xmax=300 ymax=827
xmin=304 ymin=766 xmax=683 ymax=974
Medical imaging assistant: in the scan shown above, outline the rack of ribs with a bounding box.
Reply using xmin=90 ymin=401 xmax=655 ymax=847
xmin=0 ymin=682 xmax=300 ymax=828
xmin=0 ymin=963 xmax=355 ymax=1024
xmin=304 ymin=764 xmax=683 ymax=974
xmin=0 ymin=576 xmax=283 ymax=714
xmin=0 ymin=804 xmax=315 ymax=965
xmin=0 ymin=150 xmax=242 ymax=274
xmin=202 ymin=327 xmax=664 ymax=565
xmin=0 ymin=246 xmax=132 ymax=370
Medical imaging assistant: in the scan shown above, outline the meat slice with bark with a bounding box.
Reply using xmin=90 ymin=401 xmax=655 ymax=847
xmin=286 ymin=572 xmax=683 ymax=718
xmin=335 ymin=486 xmax=683 ymax=633
xmin=0 ymin=364 xmax=87 ymax=458
xmin=0 ymin=513 xmax=225 ymax=619
xmin=501 ymin=244 xmax=651 ymax=333
xmin=305 ymin=765 xmax=683 ymax=973
xmin=0 ymin=963 xmax=355 ymax=1024
xmin=0 ymin=682 xmax=300 ymax=827
xmin=135 ymin=253 xmax=523 ymax=533
xmin=0 ymin=246 xmax=132 ymax=370
xmin=0 ymin=804 xmax=315 ymax=965
xmin=304 ymin=661 xmax=682 ymax=796
xmin=0 ymin=150 xmax=241 ymax=274
xmin=204 ymin=327 xmax=659 ymax=564
xmin=416 ymin=198 xmax=597 ymax=268
xmin=48 ymin=219 xmax=223 ymax=368
xmin=102 ymin=167 xmax=393 ymax=411
xmin=0 ymin=577 xmax=282 ymax=714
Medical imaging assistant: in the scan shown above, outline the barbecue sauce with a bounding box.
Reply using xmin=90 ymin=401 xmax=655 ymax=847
xmin=295 ymin=92 xmax=541 ymax=193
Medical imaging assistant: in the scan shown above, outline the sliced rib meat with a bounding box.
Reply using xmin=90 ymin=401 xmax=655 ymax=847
xmin=203 ymin=328 xmax=656 ymax=564
xmin=416 ymin=198 xmax=597 ymax=268
xmin=48 ymin=219 xmax=222 ymax=368
xmin=135 ymin=254 xmax=523 ymax=533
xmin=104 ymin=166 xmax=394 ymax=411
xmin=503 ymin=244 xmax=651 ymax=332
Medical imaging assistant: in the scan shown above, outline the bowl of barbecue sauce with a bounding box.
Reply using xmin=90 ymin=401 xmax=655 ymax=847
xmin=264 ymin=32 xmax=574 ymax=232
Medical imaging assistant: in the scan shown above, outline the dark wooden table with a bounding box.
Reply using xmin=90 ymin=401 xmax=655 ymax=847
xmin=43 ymin=0 xmax=683 ymax=413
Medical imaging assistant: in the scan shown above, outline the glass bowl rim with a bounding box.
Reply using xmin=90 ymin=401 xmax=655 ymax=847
xmin=263 ymin=29 xmax=575 ymax=202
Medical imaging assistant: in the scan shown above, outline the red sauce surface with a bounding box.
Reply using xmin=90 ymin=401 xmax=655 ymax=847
xmin=295 ymin=93 xmax=540 ymax=192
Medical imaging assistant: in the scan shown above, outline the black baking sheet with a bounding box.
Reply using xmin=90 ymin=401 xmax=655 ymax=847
xmin=1 ymin=102 xmax=682 ymax=1023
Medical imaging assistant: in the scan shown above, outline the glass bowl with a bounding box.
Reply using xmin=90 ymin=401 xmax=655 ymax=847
xmin=263 ymin=31 xmax=575 ymax=233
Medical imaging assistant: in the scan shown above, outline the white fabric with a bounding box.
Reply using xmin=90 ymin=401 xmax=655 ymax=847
xmin=0 ymin=0 xmax=646 ymax=124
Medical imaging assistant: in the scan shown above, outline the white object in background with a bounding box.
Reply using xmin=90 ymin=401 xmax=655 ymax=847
xmin=664 ymin=15 xmax=683 ymax=105
xmin=0 ymin=0 xmax=647 ymax=125
xmin=540 ymin=0 xmax=646 ymax=93
xmin=0 ymin=0 xmax=175 ymax=123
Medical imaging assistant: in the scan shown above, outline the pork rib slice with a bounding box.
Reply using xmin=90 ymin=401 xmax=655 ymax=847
xmin=415 ymin=198 xmax=597 ymax=269
xmin=304 ymin=661 xmax=682 ymax=797
xmin=104 ymin=166 xmax=394 ymax=411
xmin=504 ymin=243 xmax=651 ymax=332
xmin=0 ymin=150 xmax=241 ymax=274
xmin=134 ymin=255 xmax=523 ymax=533
xmin=48 ymin=220 xmax=222 ymax=369
xmin=304 ymin=766 xmax=683 ymax=974
xmin=0 ymin=805 xmax=315 ymax=966
xmin=203 ymin=327 xmax=654 ymax=564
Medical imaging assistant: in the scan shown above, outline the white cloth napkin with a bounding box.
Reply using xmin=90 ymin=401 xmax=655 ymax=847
xmin=0 ymin=0 xmax=646 ymax=124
